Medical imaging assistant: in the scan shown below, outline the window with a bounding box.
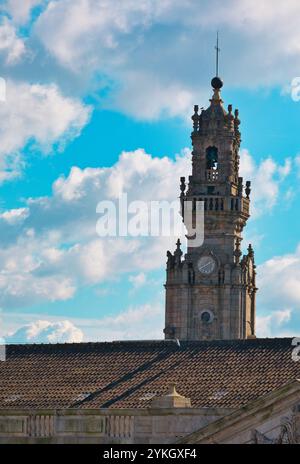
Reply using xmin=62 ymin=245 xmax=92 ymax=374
xmin=200 ymin=310 xmax=214 ymax=324
xmin=206 ymin=146 xmax=218 ymax=169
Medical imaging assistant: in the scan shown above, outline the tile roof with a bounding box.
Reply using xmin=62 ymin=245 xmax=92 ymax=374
xmin=0 ymin=338 xmax=299 ymax=410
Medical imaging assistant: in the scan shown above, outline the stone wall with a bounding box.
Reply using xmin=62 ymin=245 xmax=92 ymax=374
xmin=0 ymin=407 xmax=229 ymax=444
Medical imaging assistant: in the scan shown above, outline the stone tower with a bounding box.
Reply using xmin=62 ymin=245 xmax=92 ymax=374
xmin=164 ymin=76 xmax=257 ymax=341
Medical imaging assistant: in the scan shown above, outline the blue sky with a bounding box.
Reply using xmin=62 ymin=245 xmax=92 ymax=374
xmin=0 ymin=0 xmax=300 ymax=343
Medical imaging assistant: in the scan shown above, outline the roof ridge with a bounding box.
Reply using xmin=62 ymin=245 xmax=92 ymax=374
xmin=4 ymin=337 xmax=296 ymax=349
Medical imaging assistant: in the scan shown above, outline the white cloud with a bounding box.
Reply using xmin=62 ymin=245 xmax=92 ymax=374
xmin=0 ymin=148 xmax=292 ymax=310
xmin=278 ymin=158 xmax=292 ymax=179
xmin=34 ymin=0 xmax=159 ymax=70
xmin=4 ymin=0 xmax=44 ymax=25
xmin=256 ymin=309 xmax=292 ymax=338
xmin=54 ymin=166 xmax=103 ymax=201
xmin=0 ymin=80 xmax=91 ymax=182
xmin=0 ymin=17 xmax=25 ymax=64
xmin=255 ymin=243 xmax=300 ymax=337
xmin=0 ymin=207 xmax=29 ymax=224
xmin=113 ymin=70 xmax=195 ymax=120
xmin=5 ymin=319 xmax=83 ymax=343
xmin=0 ymin=148 xmax=190 ymax=308
xmin=27 ymin=0 xmax=300 ymax=119
xmin=77 ymin=303 xmax=164 ymax=341
xmin=0 ymin=302 xmax=163 ymax=342
xmin=77 ymin=240 xmax=109 ymax=283
xmin=258 ymin=245 xmax=300 ymax=310
xmin=240 ymin=149 xmax=291 ymax=217
xmin=3 ymin=1 xmax=300 ymax=121
xmin=129 ymin=272 xmax=147 ymax=290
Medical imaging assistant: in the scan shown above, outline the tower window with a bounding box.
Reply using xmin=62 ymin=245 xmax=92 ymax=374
xmin=200 ymin=310 xmax=214 ymax=324
xmin=206 ymin=146 xmax=218 ymax=169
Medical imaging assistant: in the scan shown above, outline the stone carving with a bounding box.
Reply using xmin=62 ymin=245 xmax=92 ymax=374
xmin=252 ymin=416 xmax=298 ymax=444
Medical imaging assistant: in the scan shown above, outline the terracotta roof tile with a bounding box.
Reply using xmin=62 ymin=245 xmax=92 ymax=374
xmin=0 ymin=338 xmax=299 ymax=410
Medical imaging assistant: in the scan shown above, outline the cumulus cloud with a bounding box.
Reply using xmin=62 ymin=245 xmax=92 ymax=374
xmin=256 ymin=309 xmax=292 ymax=338
xmin=0 ymin=148 xmax=190 ymax=309
xmin=240 ymin=149 xmax=291 ymax=217
xmin=23 ymin=0 xmax=300 ymax=119
xmin=0 ymin=207 xmax=29 ymax=225
xmin=4 ymin=0 xmax=44 ymax=25
xmin=255 ymin=244 xmax=300 ymax=337
xmin=258 ymin=245 xmax=300 ymax=310
xmin=112 ymin=70 xmax=195 ymax=120
xmin=5 ymin=320 xmax=83 ymax=344
xmin=1 ymin=302 xmax=163 ymax=342
xmin=94 ymin=303 xmax=163 ymax=340
xmin=0 ymin=80 xmax=91 ymax=182
xmin=0 ymin=17 xmax=25 ymax=64
xmin=72 ymin=303 xmax=164 ymax=341
xmin=129 ymin=272 xmax=147 ymax=290
xmin=0 ymin=146 xmax=292 ymax=310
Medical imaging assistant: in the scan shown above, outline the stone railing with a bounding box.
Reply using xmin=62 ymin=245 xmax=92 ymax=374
xmin=106 ymin=415 xmax=134 ymax=439
xmin=27 ymin=415 xmax=54 ymax=437
xmin=0 ymin=407 xmax=228 ymax=444
xmin=0 ymin=411 xmax=134 ymax=441
xmin=187 ymin=196 xmax=250 ymax=215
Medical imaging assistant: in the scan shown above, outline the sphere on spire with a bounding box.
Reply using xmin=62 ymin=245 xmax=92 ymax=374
xmin=211 ymin=76 xmax=223 ymax=90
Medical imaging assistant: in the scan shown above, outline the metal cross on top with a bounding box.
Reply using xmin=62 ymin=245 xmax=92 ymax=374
xmin=215 ymin=32 xmax=220 ymax=77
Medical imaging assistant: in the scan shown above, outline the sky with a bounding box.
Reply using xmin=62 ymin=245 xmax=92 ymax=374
xmin=0 ymin=0 xmax=300 ymax=343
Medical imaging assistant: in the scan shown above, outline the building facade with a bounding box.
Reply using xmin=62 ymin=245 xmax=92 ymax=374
xmin=164 ymin=76 xmax=257 ymax=341
xmin=0 ymin=339 xmax=299 ymax=444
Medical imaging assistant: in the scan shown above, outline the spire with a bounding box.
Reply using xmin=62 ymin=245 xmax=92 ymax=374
xmin=215 ymin=31 xmax=220 ymax=78
xmin=211 ymin=33 xmax=223 ymax=98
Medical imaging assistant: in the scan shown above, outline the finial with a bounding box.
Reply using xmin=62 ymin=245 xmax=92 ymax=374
xmin=168 ymin=384 xmax=181 ymax=397
xmin=245 ymin=181 xmax=251 ymax=199
xmin=211 ymin=32 xmax=223 ymax=90
xmin=191 ymin=105 xmax=199 ymax=132
xmin=174 ymin=239 xmax=183 ymax=267
xmin=248 ymin=244 xmax=254 ymax=257
xmin=234 ymin=109 xmax=241 ymax=131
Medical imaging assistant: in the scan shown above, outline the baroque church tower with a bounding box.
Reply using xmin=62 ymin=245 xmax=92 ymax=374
xmin=164 ymin=75 xmax=257 ymax=341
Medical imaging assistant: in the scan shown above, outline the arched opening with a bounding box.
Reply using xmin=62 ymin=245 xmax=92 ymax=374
xmin=206 ymin=146 xmax=218 ymax=169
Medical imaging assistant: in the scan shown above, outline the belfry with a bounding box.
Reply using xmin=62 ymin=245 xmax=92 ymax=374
xmin=164 ymin=73 xmax=257 ymax=341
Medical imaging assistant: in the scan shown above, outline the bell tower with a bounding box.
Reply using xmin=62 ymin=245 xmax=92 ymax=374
xmin=164 ymin=75 xmax=257 ymax=341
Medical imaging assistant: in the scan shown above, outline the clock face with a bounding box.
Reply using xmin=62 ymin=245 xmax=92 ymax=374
xmin=197 ymin=255 xmax=216 ymax=275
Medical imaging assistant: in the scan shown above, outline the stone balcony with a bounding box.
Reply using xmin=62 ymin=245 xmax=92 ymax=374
xmin=184 ymin=195 xmax=250 ymax=216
